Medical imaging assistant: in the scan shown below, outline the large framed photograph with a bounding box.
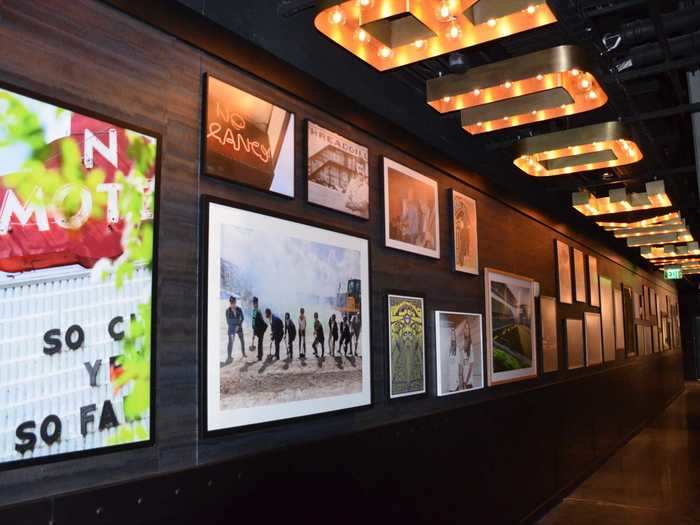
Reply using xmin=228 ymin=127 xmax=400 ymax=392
xmin=485 ymin=268 xmax=537 ymax=385
xmin=435 ymin=311 xmax=484 ymax=396
xmin=573 ymin=248 xmax=587 ymax=303
xmin=449 ymin=189 xmax=478 ymax=275
xmin=584 ymin=311 xmax=603 ymax=366
xmin=555 ymin=240 xmax=572 ymax=304
xmin=539 ymin=296 xmax=558 ymax=373
xmin=383 ymin=157 xmax=440 ymax=259
xmin=203 ymin=198 xmax=371 ymax=433
xmin=306 ymin=121 xmax=369 ymax=219
xmin=565 ymin=318 xmax=585 ymax=370
xmin=388 ymin=294 xmax=427 ymax=398
xmin=0 ymin=85 xmax=157 ymax=468
xmin=204 ymin=75 xmax=295 ymax=198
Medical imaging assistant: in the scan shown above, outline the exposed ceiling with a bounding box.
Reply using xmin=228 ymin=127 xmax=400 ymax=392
xmin=177 ymin=0 xmax=699 ymax=279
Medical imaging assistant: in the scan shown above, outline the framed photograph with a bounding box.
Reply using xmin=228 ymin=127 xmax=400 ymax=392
xmin=485 ymin=268 xmax=537 ymax=385
xmin=203 ymin=198 xmax=371 ymax=433
xmin=635 ymin=324 xmax=645 ymax=355
xmin=0 ymin=85 xmax=158 ymax=469
xmin=435 ymin=311 xmax=484 ymax=396
xmin=613 ymin=287 xmax=625 ymax=352
xmin=565 ymin=318 xmax=585 ymax=370
xmin=622 ymin=286 xmax=636 ymax=356
xmin=555 ymin=240 xmax=572 ymax=304
xmin=383 ymin=157 xmax=440 ymax=259
xmin=573 ymin=248 xmax=587 ymax=303
xmin=588 ymin=255 xmax=600 ymax=307
xmin=539 ymin=296 xmax=558 ymax=373
xmin=388 ymin=294 xmax=426 ymax=398
xmin=203 ymin=75 xmax=295 ymax=198
xmin=306 ymin=121 xmax=369 ymax=219
xmin=584 ymin=312 xmax=603 ymax=366
xmin=599 ymin=276 xmax=615 ymax=362
xmin=449 ymin=189 xmax=478 ymax=275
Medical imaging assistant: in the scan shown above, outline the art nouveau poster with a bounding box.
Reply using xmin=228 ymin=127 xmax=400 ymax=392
xmin=204 ymin=75 xmax=295 ymax=197
xmin=485 ymin=268 xmax=537 ymax=385
xmin=435 ymin=311 xmax=484 ymax=396
xmin=306 ymin=121 xmax=369 ymax=219
xmin=204 ymin=200 xmax=371 ymax=432
xmin=388 ymin=294 xmax=426 ymax=398
xmin=0 ymin=86 xmax=157 ymax=466
xmin=383 ymin=158 xmax=440 ymax=259
xmin=449 ymin=190 xmax=478 ymax=275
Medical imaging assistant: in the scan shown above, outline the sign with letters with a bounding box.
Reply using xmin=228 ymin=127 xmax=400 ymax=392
xmin=0 ymin=86 xmax=157 ymax=467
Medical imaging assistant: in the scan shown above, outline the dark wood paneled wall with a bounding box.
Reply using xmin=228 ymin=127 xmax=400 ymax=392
xmin=0 ymin=1 xmax=684 ymax=523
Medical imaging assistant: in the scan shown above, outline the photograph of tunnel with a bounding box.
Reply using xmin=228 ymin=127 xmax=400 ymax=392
xmin=485 ymin=268 xmax=537 ymax=385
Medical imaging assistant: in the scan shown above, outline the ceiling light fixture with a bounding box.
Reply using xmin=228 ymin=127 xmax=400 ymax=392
xmin=641 ymin=242 xmax=700 ymax=260
xmin=427 ymin=46 xmax=607 ymax=134
xmin=625 ymin=231 xmax=694 ymax=248
xmin=572 ymin=180 xmax=672 ymax=217
xmin=596 ymin=212 xmax=681 ymax=231
xmin=514 ymin=122 xmax=642 ymax=176
xmin=315 ymin=0 xmax=557 ymax=71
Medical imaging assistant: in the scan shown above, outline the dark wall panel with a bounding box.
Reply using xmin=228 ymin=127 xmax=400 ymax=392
xmin=0 ymin=1 xmax=685 ymax=523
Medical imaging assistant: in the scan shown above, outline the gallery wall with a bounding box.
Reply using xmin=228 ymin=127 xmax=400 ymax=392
xmin=0 ymin=0 xmax=686 ymax=522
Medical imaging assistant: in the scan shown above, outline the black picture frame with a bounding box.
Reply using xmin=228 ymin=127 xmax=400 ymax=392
xmin=303 ymin=119 xmax=371 ymax=221
xmin=201 ymin=73 xmax=296 ymax=200
xmin=384 ymin=290 xmax=429 ymax=401
xmin=199 ymin=194 xmax=374 ymax=439
xmin=0 ymin=79 xmax=160 ymax=471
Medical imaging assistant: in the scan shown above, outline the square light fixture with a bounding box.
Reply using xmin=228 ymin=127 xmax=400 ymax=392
xmin=514 ymin=122 xmax=642 ymax=176
xmin=596 ymin=212 xmax=681 ymax=232
xmin=427 ymin=46 xmax=607 ymax=134
xmin=641 ymin=242 xmax=700 ymax=260
xmin=314 ymin=0 xmax=557 ymax=72
xmin=572 ymin=180 xmax=671 ymax=217
xmin=625 ymin=231 xmax=693 ymax=248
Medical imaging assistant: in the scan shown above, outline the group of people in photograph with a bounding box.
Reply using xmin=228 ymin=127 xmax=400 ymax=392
xmin=225 ymin=296 xmax=361 ymax=363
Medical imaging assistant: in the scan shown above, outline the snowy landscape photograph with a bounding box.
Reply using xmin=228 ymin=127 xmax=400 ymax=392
xmin=204 ymin=201 xmax=371 ymax=432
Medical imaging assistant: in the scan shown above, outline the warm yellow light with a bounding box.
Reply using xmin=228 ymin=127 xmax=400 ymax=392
xmin=572 ymin=182 xmax=671 ymax=216
xmin=442 ymin=96 xmax=451 ymax=103
xmin=414 ymin=39 xmax=425 ymax=48
xmin=356 ymin=28 xmax=369 ymax=42
xmin=587 ymin=90 xmax=598 ymax=100
xmin=580 ymin=79 xmax=591 ymax=89
xmin=447 ymin=23 xmax=461 ymax=39
xmin=571 ymin=69 xmax=580 ymax=76
xmin=487 ymin=18 xmax=497 ymax=27
xmin=527 ymin=5 xmax=537 ymax=14
xmin=330 ymin=8 xmax=344 ymax=24
xmin=358 ymin=0 xmax=370 ymax=5
xmin=473 ymin=88 xmax=481 ymax=96
xmin=504 ymin=81 xmax=513 ymax=89
xmin=439 ymin=2 xmax=450 ymax=20
xmin=379 ymin=46 xmax=392 ymax=58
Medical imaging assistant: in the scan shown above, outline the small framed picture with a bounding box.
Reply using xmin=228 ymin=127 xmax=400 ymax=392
xmin=539 ymin=296 xmax=558 ymax=373
xmin=387 ymin=294 xmax=427 ymax=398
xmin=573 ymin=248 xmax=586 ymax=303
xmin=588 ymin=255 xmax=600 ymax=307
xmin=449 ymin=189 xmax=478 ymax=275
xmin=434 ymin=311 xmax=484 ymax=396
xmin=383 ymin=157 xmax=440 ymax=259
xmin=584 ymin=311 xmax=603 ymax=366
xmin=565 ymin=318 xmax=585 ymax=370
xmin=306 ymin=120 xmax=369 ymax=219
xmin=555 ymin=240 xmax=572 ymax=304
xmin=484 ymin=268 xmax=537 ymax=385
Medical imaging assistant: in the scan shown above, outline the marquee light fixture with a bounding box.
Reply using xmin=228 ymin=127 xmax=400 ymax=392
xmin=314 ymin=0 xmax=557 ymax=72
xmin=652 ymin=258 xmax=700 ymax=268
xmin=641 ymin=241 xmax=700 ymax=260
xmin=614 ymin=222 xmax=688 ymax=239
xmin=625 ymin=231 xmax=693 ymax=248
xmin=572 ymin=180 xmax=671 ymax=217
xmin=596 ymin=212 xmax=681 ymax=231
xmin=514 ymin=122 xmax=642 ymax=176
xmin=427 ymin=46 xmax=607 ymax=134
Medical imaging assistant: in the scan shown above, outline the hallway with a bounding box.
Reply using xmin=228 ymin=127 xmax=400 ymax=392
xmin=538 ymin=382 xmax=700 ymax=524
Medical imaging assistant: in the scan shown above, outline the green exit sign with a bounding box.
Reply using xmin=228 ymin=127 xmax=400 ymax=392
xmin=664 ymin=268 xmax=683 ymax=280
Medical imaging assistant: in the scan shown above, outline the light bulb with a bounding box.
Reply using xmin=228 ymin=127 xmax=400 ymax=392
xmin=378 ymin=46 xmax=392 ymax=58
xmin=531 ymin=110 xmax=537 ymax=115
xmin=504 ymin=81 xmax=512 ymax=89
xmin=477 ymin=121 xmax=483 ymax=127
xmin=571 ymin=68 xmax=580 ymax=76
xmin=442 ymin=96 xmax=451 ymax=103
xmin=359 ymin=0 xmax=370 ymax=6
xmin=414 ymin=39 xmax=425 ymax=49
xmin=439 ymin=3 xmax=450 ymax=19
xmin=526 ymin=5 xmax=536 ymax=14
xmin=330 ymin=8 xmax=344 ymax=25
xmin=447 ymin=23 xmax=461 ymax=39
xmin=536 ymin=74 xmax=543 ymax=80
xmin=580 ymin=79 xmax=591 ymax=89
xmin=588 ymin=90 xmax=598 ymax=100
xmin=487 ymin=18 xmax=496 ymax=27
xmin=560 ymin=104 xmax=567 ymax=109
xmin=473 ymin=88 xmax=481 ymax=96
xmin=356 ymin=28 xmax=369 ymax=42
xmin=503 ymin=115 xmax=509 ymax=120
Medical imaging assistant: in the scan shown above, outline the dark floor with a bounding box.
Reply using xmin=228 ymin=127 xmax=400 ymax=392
xmin=538 ymin=382 xmax=700 ymax=525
